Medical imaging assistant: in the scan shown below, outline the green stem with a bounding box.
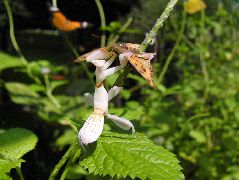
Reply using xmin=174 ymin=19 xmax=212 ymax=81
xmin=3 ymin=0 xmax=41 ymax=84
xmin=199 ymin=10 xmax=209 ymax=100
xmin=114 ymin=0 xmax=179 ymax=86
xmin=43 ymin=74 xmax=61 ymax=109
xmin=16 ymin=167 xmax=24 ymax=180
xmin=140 ymin=0 xmax=179 ymax=52
xmin=113 ymin=65 xmax=132 ymax=86
xmin=95 ymin=0 xmax=106 ymax=47
xmin=49 ymin=142 xmax=78 ymax=180
xmin=62 ymin=34 xmax=95 ymax=87
xmin=158 ymin=8 xmax=186 ymax=84
xmin=110 ymin=17 xmax=133 ymax=44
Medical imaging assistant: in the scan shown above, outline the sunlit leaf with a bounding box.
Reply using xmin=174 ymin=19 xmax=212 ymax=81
xmin=81 ymin=132 xmax=184 ymax=179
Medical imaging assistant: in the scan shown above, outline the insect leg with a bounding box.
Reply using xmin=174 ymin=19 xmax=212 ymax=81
xmin=108 ymin=86 xmax=123 ymax=101
xmin=106 ymin=113 xmax=135 ymax=134
xmin=84 ymin=93 xmax=94 ymax=106
xmin=103 ymin=53 xmax=117 ymax=70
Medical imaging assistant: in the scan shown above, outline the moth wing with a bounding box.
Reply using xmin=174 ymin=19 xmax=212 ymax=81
xmin=128 ymin=53 xmax=156 ymax=88
xmin=78 ymin=113 xmax=104 ymax=145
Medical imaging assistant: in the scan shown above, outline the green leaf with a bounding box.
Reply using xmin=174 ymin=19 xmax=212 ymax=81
xmin=189 ymin=130 xmax=206 ymax=143
xmin=0 ymin=128 xmax=38 ymax=160
xmin=50 ymin=80 xmax=68 ymax=91
xmin=5 ymin=82 xmax=40 ymax=105
xmin=0 ymin=156 xmax=24 ymax=173
xmin=0 ymin=52 xmax=23 ymax=71
xmin=81 ymin=132 xmax=184 ymax=180
xmin=0 ymin=172 xmax=12 ymax=180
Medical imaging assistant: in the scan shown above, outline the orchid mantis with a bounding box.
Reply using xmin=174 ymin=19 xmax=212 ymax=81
xmin=78 ymin=52 xmax=135 ymax=146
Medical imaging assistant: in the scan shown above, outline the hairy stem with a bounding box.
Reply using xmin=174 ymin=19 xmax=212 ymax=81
xmin=49 ymin=141 xmax=78 ymax=180
xmin=158 ymin=7 xmax=186 ymax=84
xmin=114 ymin=0 xmax=179 ymax=86
xmin=140 ymin=0 xmax=179 ymax=52
xmin=95 ymin=0 xmax=106 ymax=47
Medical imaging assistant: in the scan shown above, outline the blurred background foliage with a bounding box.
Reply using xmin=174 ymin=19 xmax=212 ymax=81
xmin=0 ymin=0 xmax=239 ymax=179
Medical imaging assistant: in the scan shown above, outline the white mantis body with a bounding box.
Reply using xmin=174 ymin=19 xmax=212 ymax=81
xmin=78 ymin=50 xmax=135 ymax=146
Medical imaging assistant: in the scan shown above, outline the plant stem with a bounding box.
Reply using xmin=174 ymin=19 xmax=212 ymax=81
xmin=158 ymin=7 xmax=186 ymax=84
xmin=114 ymin=0 xmax=179 ymax=86
xmin=49 ymin=141 xmax=78 ymax=180
xmin=110 ymin=17 xmax=133 ymax=44
xmin=3 ymin=0 xmax=41 ymax=84
xmin=16 ymin=167 xmax=24 ymax=180
xmin=199 ymin=10 xmax=209 ymax=100
xmin=140 ymin=0 xmax=179 ymax=52
xmin=43 ymin=74 xmax=61 ymax=109
xmin=62 ymin=34 xmax=95 ymax=87
xmin=95 ymin=0 xmax=106 ymax=47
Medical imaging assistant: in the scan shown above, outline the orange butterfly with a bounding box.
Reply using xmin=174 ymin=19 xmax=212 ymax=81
xmin=50 ymin=7 xmax=93 ymax=32
xmin=75 ymin=43 xmax=156 ymax=88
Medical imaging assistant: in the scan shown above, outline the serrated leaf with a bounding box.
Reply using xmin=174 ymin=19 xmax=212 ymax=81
xmin=5 ymin=82 xmax=40 ymax=105
xmin=81 ymin=132 xmax=184 ymax=180
xmin=0 ymin=128 xmax=38 ymax=160
xmin=0 ymin=172 xmax=12 ymax=180
xmin=0 ymin=157 xmax=24 ymax=173
xmin=0 ymin=52 xmax=23 ymax=71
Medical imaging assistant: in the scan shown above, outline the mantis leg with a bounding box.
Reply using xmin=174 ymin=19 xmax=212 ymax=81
xmin=106 ymin=113 xmax=135 ymax=134
xmin=108 ymin=86 xmax=123 ymax=101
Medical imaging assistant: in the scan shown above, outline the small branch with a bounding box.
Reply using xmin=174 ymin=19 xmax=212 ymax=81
xmin=43 ymin=74 xmax=61 ymax=109
xmin=49 ymin=141 xmax=78 ymax=180
xmin=199 ymin=10 xmax=209 ymax=100
xmin=62 ymin=34 xmax=95 ymax=87
xmin=3 ymin=0 xmax=26 ymax=64
xmin=95 ymin=0 xmax=106 ymax=47
xmin=16 ymin=167 xmax=24 ymax=180
xmin=113 ymin=66 xmax=132 ymax=86
xmin=158 ymin=7 xmax=186 ymax=84
xmin=111 ymin=17 xmax=133 ymax=44
xmin=114 ymin=0 xmax=179 ymax=87
xmin=140 ymin=0 xmax=179 ymax=52
xmin=3 ymin=0 xmax=41 ymax=84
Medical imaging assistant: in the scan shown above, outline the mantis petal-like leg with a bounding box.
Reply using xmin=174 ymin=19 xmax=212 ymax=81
xmin=91 ymin=60 xmax=106 ymax=67
xmin=78 ymin=112 xmax=104 ymax=145
xmin=84 ymin=93 xmax=93 ymax=106
xmin=108 ymin=86 xmax=123 ymax=101
xmin=85 ymin=49 xmax=110 ymax=62
xmin=106 ymin=113 xmax=135 ymax=134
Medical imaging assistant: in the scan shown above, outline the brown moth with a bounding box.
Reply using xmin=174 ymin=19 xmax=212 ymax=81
xmin=111 ymin=43 xmax=156 ymax=88
xmin=75 ymin=43 xmax=156 ymax=88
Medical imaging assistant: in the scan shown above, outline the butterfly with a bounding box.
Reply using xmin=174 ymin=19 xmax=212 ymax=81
xmin=50 ymin=8 xmax=93 ymax=31
xmin=75 ymin=43 xmax=156 ymax=88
